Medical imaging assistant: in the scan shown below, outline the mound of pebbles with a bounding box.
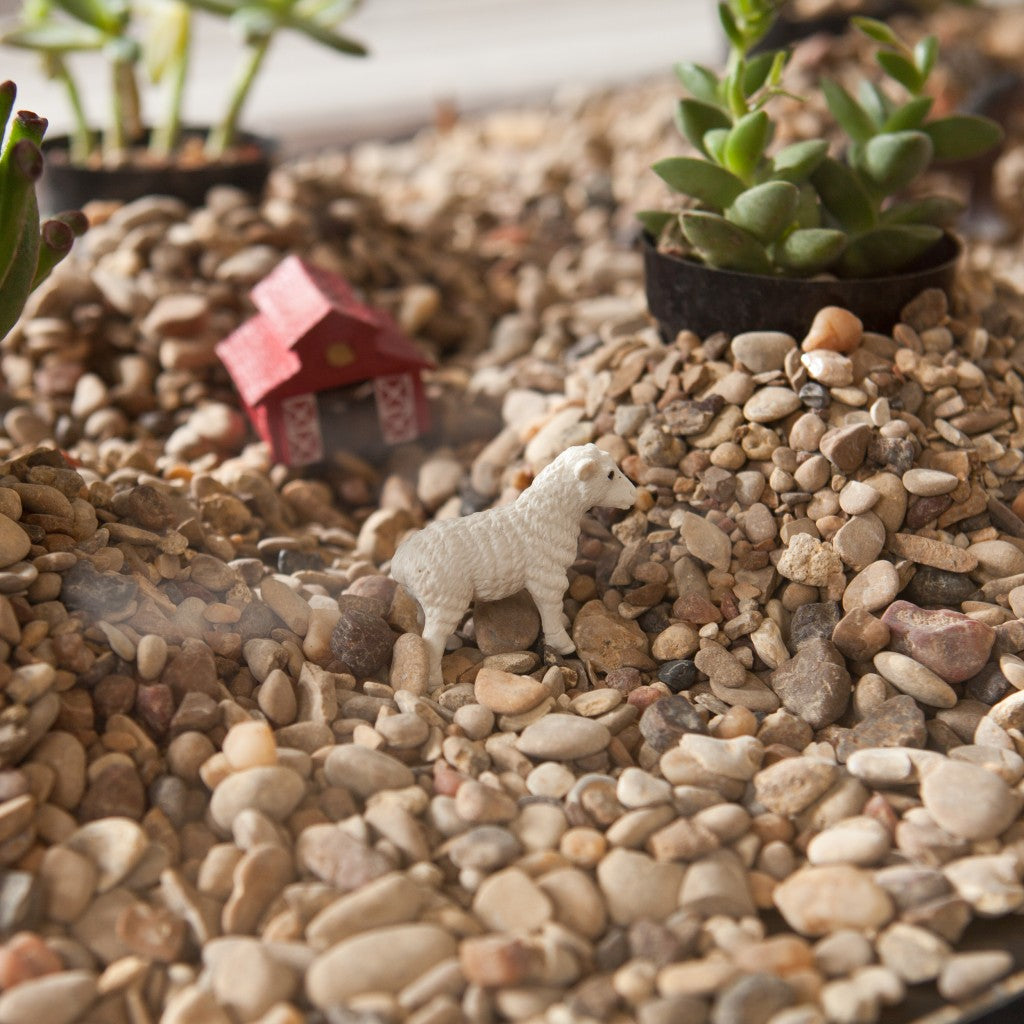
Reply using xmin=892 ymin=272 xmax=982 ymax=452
xmin=1 ymin=42 xmax=1024 ymax=1024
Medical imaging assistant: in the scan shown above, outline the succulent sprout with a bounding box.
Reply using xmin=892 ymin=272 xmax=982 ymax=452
xmin=0 ymin=80 xmax=86 ymax=340
xmin=639 ymin=0 xmax=1003 ymax=279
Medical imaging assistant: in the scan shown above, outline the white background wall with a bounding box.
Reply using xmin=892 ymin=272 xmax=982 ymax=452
xmin=0 ymin=0 xmax=717 ymax=152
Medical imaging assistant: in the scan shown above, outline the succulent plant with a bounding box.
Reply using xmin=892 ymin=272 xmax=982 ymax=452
xmin=0 ymin=79 xmax=86 ymax=340
xmin=639 ymin=0 xmax=1003 ymax=279
xmin=0 ymin=0 xmax=368 ymax=164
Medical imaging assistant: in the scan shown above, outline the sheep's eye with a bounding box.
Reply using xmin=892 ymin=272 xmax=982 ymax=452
xmin=607 ymin=471 xmax=614 ymax=480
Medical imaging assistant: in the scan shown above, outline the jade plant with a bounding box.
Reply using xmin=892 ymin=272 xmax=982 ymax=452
xmin=0 ymin=0 xmax=368 ymax=164
xmin=639 ymin=0 xmax=1003 ymax=278
xmin=0 ymin=80 xmax=86 ymax=340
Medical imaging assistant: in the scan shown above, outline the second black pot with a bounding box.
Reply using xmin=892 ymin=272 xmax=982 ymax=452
xmin=641 ymin=231 xmax=961 ymax=341
xmin=40 ymin=128 xmax=276 ymax=215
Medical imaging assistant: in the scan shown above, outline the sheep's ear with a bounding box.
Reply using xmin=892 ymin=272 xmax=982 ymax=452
xmin=575 ymin=458 xmax=599 ymax=481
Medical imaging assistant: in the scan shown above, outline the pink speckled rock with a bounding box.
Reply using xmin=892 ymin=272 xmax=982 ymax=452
xmin=880 ymin=601 xmax=995 ymax=684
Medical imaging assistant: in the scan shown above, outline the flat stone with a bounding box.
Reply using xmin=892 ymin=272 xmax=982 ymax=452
xmin=943 ymin=854 xmax=1024 ymax=916
xmin=323 ymin=745 xmax=415 ymax=799
xmin=306 ymin=872 xmax=428 ymax=949
xmin=474 ymin=667 xmax=549 ymax=715
xmin=743 ymin=387 xmax=802 ymax=424
xmin=832 ymin=610 xmax=890 ymax=662
xmin=842 ymin=560 xmax=901 ymax=613
xmin=873 ymin=652 xmax=959 ymax=708
xmin=296 ymin=823 xmax=393 ymax=891
xmin=968 ymin=540 xmax=1024 ymax=581
xmin=773 ymin=866 xmax=894 ymax=936
xmin=209 ymin=766 xmax=306 ymax=831
xmin=887 ymin=534 xmax=978 ymax=573
xmin=838 ymin=695 xmax=927 ymax=759
xmin=903 ymin=468 xmax=958 ymax=497
xmin=516 ymin=714 xmax=611 ymax=761
xmin=596 ymin=848 xmax=685 ymax=924
xmin=205 ymin=937 xmax=297 ymax=1022
xmin=572 ymin=600 xmax=654 ymax=673
xmin=0 ymin=969 xmax=97 ymax=1024
xmin=474 ymin=590 xmax=540 ymax=654
xmin=65 ymin=818 xmax=149 ymax=892
xmin=473 ymin=867 xmax=552 ymax=931
xmin=693 ymin=644 xmax=747 ymax=689
xmin=0 ymin=514 xmax=30 ymax=571
xmin=754 ymin=758 xmax=839 ymax=816
xmin=831 ymin=514 xmax=886 ymax=570
xmin=806 ymin=816 xmax=892 ymax=866
xmin=679 ymin=512 xmax=732 ymax=572
xmin=732 ymin=331 xmax=795 ymax=373
xmin=901 ymin=566 xmax=976 ymax=608
xmin=306 ymin=924 xmax=457 ymax=1006
xmin=819 ymin=424 xmax=871 ymax=473
xmin=789 ymin=603 xmax=841 ymax=650
xmin=937 ymin=951 xmax=1014 ymax=1002
xmin=920 ymin=759 xmax=1022 ymax=841
xmin=876 ymin=922 xmax=951 ymax=984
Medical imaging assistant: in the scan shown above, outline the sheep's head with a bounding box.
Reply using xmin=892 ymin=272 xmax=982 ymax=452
xmin=568 ymin=443 xmax=637 ymax=510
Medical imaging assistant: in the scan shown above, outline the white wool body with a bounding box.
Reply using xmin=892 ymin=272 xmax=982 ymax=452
xmin=391 ymin=443 xmax=637 ymax=686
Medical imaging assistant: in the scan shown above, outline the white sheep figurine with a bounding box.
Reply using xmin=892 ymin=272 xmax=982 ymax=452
xmin=391 ymin=443 xmax=637 ymax=686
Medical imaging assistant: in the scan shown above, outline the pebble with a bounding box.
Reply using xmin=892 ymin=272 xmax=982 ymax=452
xmin=744 ymin=388 xmax=803 ymax=424
xmin=776 ymin=533 xmax=843 ymax=587
xmin=754 ymin=758 xmax=839 ymax=816
xmin=596 ymin=848 xmax=686 ymax=924
xmin=903 ymin=468 xmax=959 ymax=496
xmin=937 ymin=950 xmax=1014 ymax=1002
xmin=842 ymin=560 xmax=900 ymax=613
xmin=732 ymin=331 xmax=795 ymax=373
xmin=0 ymin=969 xmax=97 ymax=1024
xmin=209 ymin=766 xmax=305 ymax=831
xmin=516 ymin=714 xmax=611 ymax=761
xmin=773 ymin=867 xmax=894 ymax=936
xmin=639 ymin=695 xmax=707 ymax=751
xmin=881 ymin=601 xmax=995 ymax=684
xmin=806 ymin=817 xmax=891 ymax=866
xmin=474 ymin=667 xmax=549 ymax=715
xmin=771 ymin=639 xmax=851 ymax=728
xmin=0 ymin=515 xmax=30 ymax=570
xmin=920 ymin=759 xmax=1022 ymax=840
xmin=802 ymin=307 xmax=862 ymax=353
xmin=872 ymin=651 xmax=959 ymax=709
xmin=306 ymin=924 xmax=457 ymax=1006
xmin=323 ymin=745 xmax=415 ymax=798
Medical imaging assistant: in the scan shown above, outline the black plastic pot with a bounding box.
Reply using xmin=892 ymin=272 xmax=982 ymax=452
xmin=641 ymin=231 xmax=961 ymax=341
xmin=39 ymin=128 xmax=276 ymax=214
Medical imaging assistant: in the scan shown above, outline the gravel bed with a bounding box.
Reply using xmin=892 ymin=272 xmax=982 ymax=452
xmin=1 ymin=10 xmax=1024 ymax=1024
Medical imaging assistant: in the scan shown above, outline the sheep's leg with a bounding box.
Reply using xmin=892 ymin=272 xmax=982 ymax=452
xmin=421 ymin=606 xmax=463 ymax=688
xmin=528 ymin=577 xmax=574 ymax=655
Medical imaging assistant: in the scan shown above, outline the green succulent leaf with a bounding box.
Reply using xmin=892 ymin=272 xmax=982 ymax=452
xmin=862 ymin=130 xmax=933 ymax=193
xmin=913 ymin=35 xmax=938 ymax=82
xmin=652 ymin=156 xmax=745 ymax=210
xmin=852 ymin=15 xmax=903 ymax=49
xmin=636 ymin=209 xmax=676 ymax=238
xmin=718 ymin=1 xmax=744 ymax=51
xmin=726 ymin=180 xmax=800 ymax=244
xmin=822 ymin=79 xmax=876 ymax=144
xmin=681 ymin=210 xmax=772 ymax=274
xmin=770 ymin=139 xmax=829 ymax=183
xmin=811 ymin=156 xmax=875 ymax=233
xmin=876 ymin=51 xmax=924 ymax=94
xmin=703 ymin=128 xmax=729 ymax=166
xmin=858 ymin=81 xmax=891 ymax=128
xmin=723 ymin=108 xmax=771 ymax=182
xmin=839 ymin=224 xmax=943 ymax=277
xmin=776 ymin=228 xmax=847 ymax=274
xmin=794 ymin=183 xmax=823 ymax=229
xmin=881 ymin=195 xmax=963 ymax=227
xmin=676 ymin=99 xmax=731 ymax=155
xmin=923 ymin=115 xmax=1003 ymax=161
xmin=53 ymin=0 xmax=127 ymax=33
xmin=882 ymin=96 xmax=933 ymax=132
xmin=741 ymin=50 xmax=778 ymax=97
xmin=675 ymin=61 xmax=721 ymax=106
xmin=0 ymin=22 xmax=107 ymax=51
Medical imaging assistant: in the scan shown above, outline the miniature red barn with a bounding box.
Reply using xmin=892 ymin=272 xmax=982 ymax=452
xmin=216 ymin=254 xmax=433 ymax=466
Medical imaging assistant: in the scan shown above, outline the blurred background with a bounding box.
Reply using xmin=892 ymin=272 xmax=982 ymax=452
xmin=0 ymin=0 xmax=718 ymax=153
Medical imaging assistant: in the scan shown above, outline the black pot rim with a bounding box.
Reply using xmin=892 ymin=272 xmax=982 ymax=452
xmin=640 ymin=229 xmax=962 ymax=339
xmin=640 ymin=229 xmax=962 ymax=288
xmin=41 ymin=125 xmax=278 ymax=169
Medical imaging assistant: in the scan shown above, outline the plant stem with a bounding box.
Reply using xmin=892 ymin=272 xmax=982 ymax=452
xmin=206 ymin=33 xmax=272 ymax=159
xmin=106 ymin=58 xmax=142 ymax=162
xmin=151 ymin=7 xmax=192 ymax=159
xmin=52 ymin=58 xmax=95 ymax=164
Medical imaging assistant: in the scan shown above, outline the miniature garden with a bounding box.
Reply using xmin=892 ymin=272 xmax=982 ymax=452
xmin=1 ymin=0 xmax=1024 ymax=1022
